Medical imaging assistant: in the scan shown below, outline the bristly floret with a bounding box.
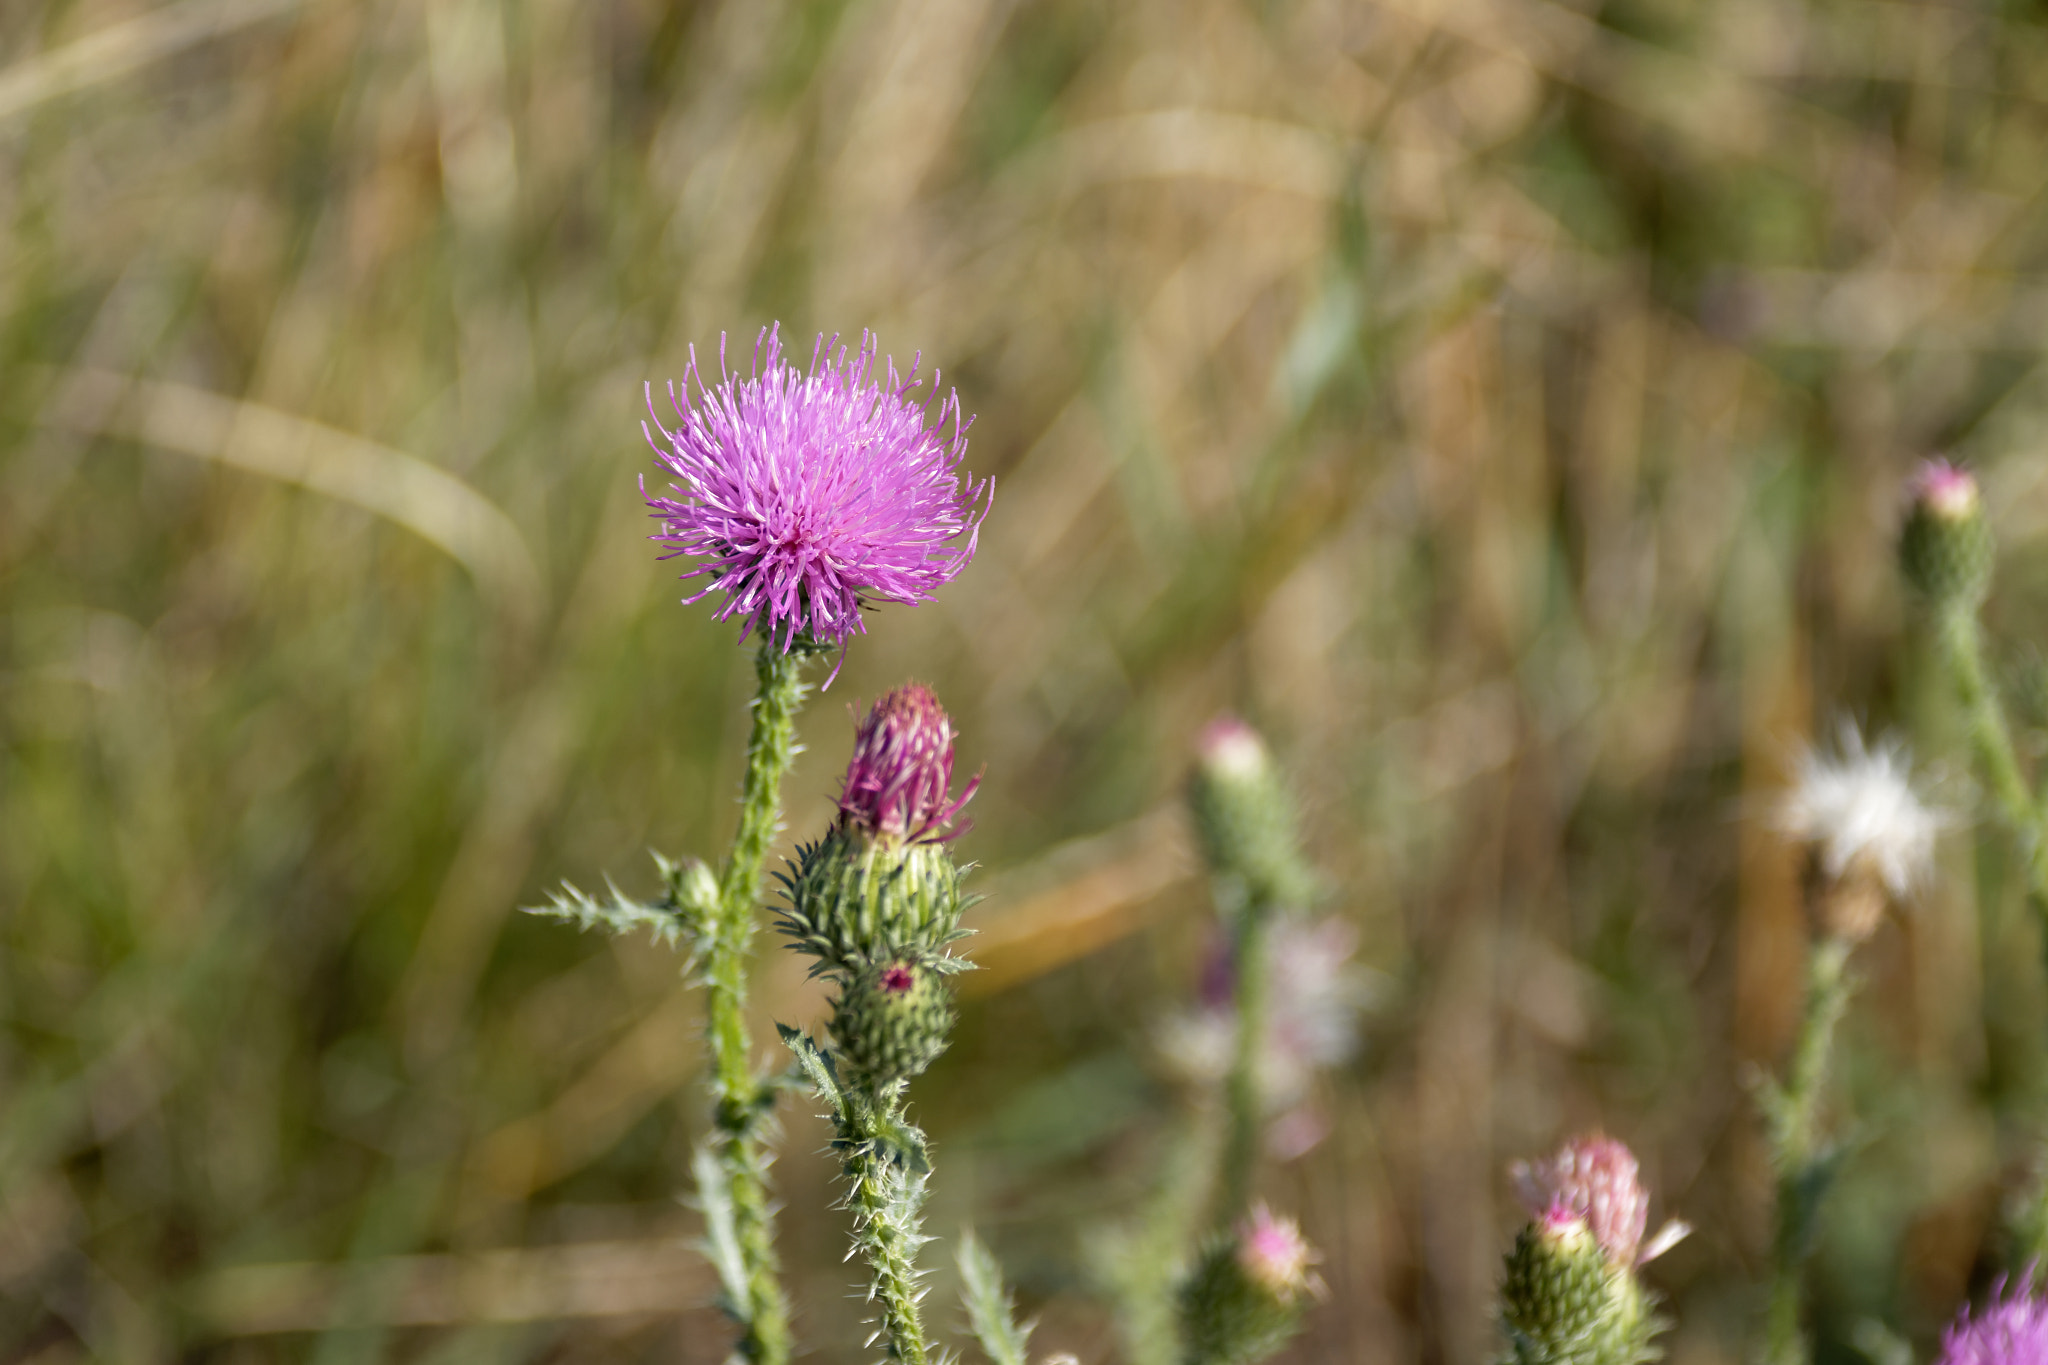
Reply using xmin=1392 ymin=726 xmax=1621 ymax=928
xmin=1511 ymin=1134 xmax=1689 ymax=1269
xmin=642 ymin=325 xmax=991 ymax=656
xmin=840 ymin=683 xmax=979 ymax=844
xmin=1937 ymin=1279 xmax=2048 ymax=1365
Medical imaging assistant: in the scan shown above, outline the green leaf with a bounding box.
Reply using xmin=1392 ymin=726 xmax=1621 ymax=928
xmin=523 ymin=875 xmax=692 ymax=951
xmin=957 ymin=1229 xmax=1034 ymax=1365
xmin=690 ymin=1143 xmax=751 ymax=1322
xmin=778 ymin=1024 xmax=844 ymax=1108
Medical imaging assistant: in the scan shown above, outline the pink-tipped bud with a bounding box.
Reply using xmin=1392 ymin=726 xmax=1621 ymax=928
xmin=1511 ymin=1134 xmax=1687 ymax=1268
xmin=838 ymin=683 xmax=978 ymax=843
xmin=1909 ymin=458 xmax=1982 ymax=522
xmin=1187 ymin=714 xmax=1311 ymax=913
xmin=1198 ymin=716 xmax=1273 ymax=785
xmin=1901 ymin=458 xmax=1994 ymax=607
xmin=1234 ymin=1205 xmax=1322 ymax=1304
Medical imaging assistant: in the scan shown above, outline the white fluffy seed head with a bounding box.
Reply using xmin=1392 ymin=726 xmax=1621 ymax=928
xmin=1773 ymin=720 xmax=1945 ymax=899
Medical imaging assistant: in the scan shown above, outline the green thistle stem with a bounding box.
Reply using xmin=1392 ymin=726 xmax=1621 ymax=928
xmin=706 ymin=642 xmax=812 ymax=1365
xmin=1935 ymin=606 xmax=2048 ymax=927
xmin=1220 ymin=903 xmax=1274 ymax=1223
xmin=840 ymin=1087 xmax=933 ymax=1365
xmin=1763 ymin=932 xmax=1856 ymax=1365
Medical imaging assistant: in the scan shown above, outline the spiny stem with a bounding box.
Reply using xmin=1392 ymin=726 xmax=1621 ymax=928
xmin=1219 ymin=902 xmax=1274 ymax=1223
xmin=840 ymin=1089 xmax=932 ymax=1365
xmin=1763 ymin=933 xmax=1856 ymax=1365
xmin=706 ymin=642 xmax=812 ymax=1365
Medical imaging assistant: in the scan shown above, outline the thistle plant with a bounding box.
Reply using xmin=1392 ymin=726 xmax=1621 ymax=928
xmin=1759 ymin=723 xmax=1941 ymax=1365
xmin=1894 ymin=460 xmax=2048 ymax=1274
xmin=1184 ymin=717 xmax=1317 ymax=1220
xmin=1498 ymin=1135 xmax=1689 ymax=1365
xmin=1900 ymin=461 xmax=2048 ymax=919
xmin=1179 ymin=1206 xmax=1324 ymax=1365
xmin=778 ymin=683 xmax=979 ymax=1365
xmin=527 ymin=326 xmax=986 ymax=1365
xmin=1095 ymin=717 xmax=1333 ymax=1365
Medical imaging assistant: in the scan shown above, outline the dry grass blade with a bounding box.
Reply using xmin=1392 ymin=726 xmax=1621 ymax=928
xmin=37 ymin=369 xmax=543 ymax=640
xmin=188 ymin=1239 xmax=712 ymax=1334
xmin=0 ymin=0 xmax=302 ymax=123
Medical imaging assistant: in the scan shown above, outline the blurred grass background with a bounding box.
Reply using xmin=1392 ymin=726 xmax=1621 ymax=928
xmin=8 ymin=0 xmax=2048 ymax=1361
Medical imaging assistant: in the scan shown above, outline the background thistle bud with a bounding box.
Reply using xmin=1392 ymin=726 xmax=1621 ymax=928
xmin=1178 ymin=1206 xmax=1321 ymax=1365
xmin=1499 ymin=1137 xmax=1683 ymax=1365
xmin=1510 ymin=1134 xmax=1688 ymax=1270
xmin=830 ymin=956 xmax=956 ymax=1086
xmin=778 ymin=684 xmax=978 ymax=976
xmin=1187 ymin=717 xmax=1313 ymax=915
xmin=671 ymin=855 xmax=719 ymax=919
xmin=1901 ymin=459 xmax=1994 ymax=609
xmin=1500 ymin=1209 xmax=1642 ymax=1365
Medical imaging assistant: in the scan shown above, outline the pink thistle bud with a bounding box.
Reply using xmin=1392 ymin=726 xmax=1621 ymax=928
xmin=837 ymin=683 xmax=978 ymax=844
xmin=1233 ymin=1205 xmax=1322 ymax=1305
xmin=1510 ymin=1134 xmax=1689 ymax=1268
xmin=1901 ymin=457 xmax=1994 ymax=607
xmin=1197 ymin=715 xmax=1273 ymax=785
xmin=1909 ymin=458 xmax=1982 ymax=522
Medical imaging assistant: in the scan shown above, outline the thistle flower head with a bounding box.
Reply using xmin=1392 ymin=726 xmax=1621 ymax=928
xmin=838 ymin=683 xmax=978 ymax=844
xmin=1234 ymin=1205 xmax=1322 ymax=1305
xmin=1774 ymin=720 xmax=1943 ymax=902
xmin=643 ymin=325 xmax=990 ymax=657
xmin=1179 ymin=1207 xmax=1320 ymax=1365
xmin=1511 ymin=1134 xmax=1688 ymax=1268
xmin=1937 ymin=1280 xmax=2048 ymax=1365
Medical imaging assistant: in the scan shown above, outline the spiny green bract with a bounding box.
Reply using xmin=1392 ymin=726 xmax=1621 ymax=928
xmin=776 ymin=829 xmax=973 ymax=978
xmin=1901 ymin=477 xmax=1993 ymax=609
xmin=1499 ymin=1222 xmax=1665 ymax=1365
xmin=1177 ymin=1239 xmax=1308 ymax=1365
xmin=832 ymin=958 xmax=957 ymax=1086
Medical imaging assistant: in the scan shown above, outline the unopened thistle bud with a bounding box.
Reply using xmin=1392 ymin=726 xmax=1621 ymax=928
xmin=1179 ymin=1206 xmax=1322 ymax=1365
xmin=671 ymin=855 xmax=720 ymax=919
xmin=831 ymin=956 xmax=956 ymax=1086
xmin=1187 ymin=717 xmax=1313 ymax=916
xmin=778 ymin=684 xmax=978 ymax=976
xmin=1901 ymin=459 xmax=1994 ymax=610
xmin=1499 ymin=1137 xmax=1685 ymax=1365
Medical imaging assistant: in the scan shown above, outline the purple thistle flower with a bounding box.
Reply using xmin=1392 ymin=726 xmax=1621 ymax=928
xmin=1938 ymin=1281 xmax=2048 ymax=1365
xmin=838 ymin=683 xmax=978 ymax=844
xmin=642 ymin=325 xmax=990 ymax=658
